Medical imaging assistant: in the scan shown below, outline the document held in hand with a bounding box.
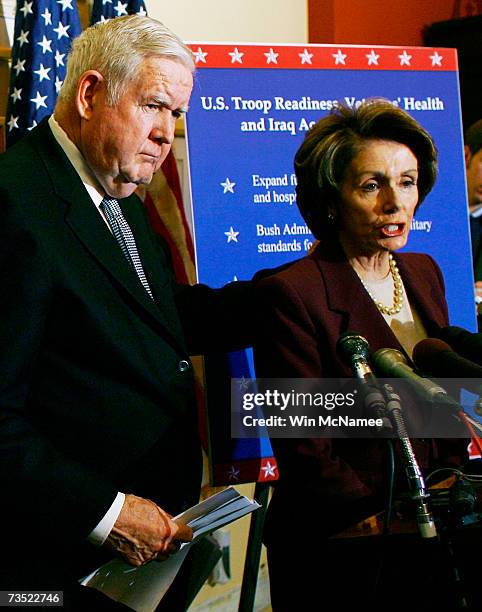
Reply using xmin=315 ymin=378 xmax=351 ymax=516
xmin=81 ymin=487 xmax=261 ymax=612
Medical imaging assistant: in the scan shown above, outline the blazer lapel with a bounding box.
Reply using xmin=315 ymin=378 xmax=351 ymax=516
xmin=313 ymin=242 xmax=415 ymax=358
xmin=395 ymin=254 xmax=447 ymax=329
xmin=33 ymin=120 xmax=186 ymax=352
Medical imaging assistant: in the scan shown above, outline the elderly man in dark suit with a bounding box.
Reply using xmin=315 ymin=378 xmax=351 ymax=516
xmin=0 ymin=15 xmax=254 ymax=609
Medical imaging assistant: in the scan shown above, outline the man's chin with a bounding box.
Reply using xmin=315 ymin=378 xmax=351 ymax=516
xmin=106 ymin=172 xmax=154 ymax=198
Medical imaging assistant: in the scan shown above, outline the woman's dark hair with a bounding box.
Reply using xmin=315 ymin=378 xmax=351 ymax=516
xmin=294 ymin=98 xmax=438 ymax=239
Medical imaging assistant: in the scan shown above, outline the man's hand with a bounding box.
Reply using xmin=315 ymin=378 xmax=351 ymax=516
xmin=104 ymin=494 xmax=192 ymax=566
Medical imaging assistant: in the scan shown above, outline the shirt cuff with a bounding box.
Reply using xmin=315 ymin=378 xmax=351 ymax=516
xmin=87 ymin=492 xmax=125 ymax=546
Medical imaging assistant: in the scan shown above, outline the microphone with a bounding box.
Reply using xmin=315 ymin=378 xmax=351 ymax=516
xmin=371 ymin=347 xmax=461 ymax=411
xmin=438 ymin=326 xmax=482 ymax=366
xmin=336 ymin=331 xmax=376 ymax=382
xmin=412 ymin=338 xmax=482 ymax=396
xmin=336 ymin=332 xmax=389 ymax=430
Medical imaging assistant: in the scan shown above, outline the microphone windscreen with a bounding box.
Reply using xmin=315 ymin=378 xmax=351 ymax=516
xmin=336 ymin=331 xmax=370 ymax=366
xmin=413 ymin=337 xmax=482 ymax=388
xmin=438 ymin=326 xmax=482 ymax=365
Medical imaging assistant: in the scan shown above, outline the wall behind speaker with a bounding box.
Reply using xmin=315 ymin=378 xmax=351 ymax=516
xmin=424 ymin=15 xmax=482 ymax=131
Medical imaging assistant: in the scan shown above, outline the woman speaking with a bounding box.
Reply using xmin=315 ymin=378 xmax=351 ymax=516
xmin=254 ymin=99 xmax=467 ymax=610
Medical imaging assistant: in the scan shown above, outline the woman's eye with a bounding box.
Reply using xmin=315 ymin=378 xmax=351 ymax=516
xmin=402 ymin=179 xmax=417 ymax=188
xmin=362 ymin=182 xmax=378 ymax=192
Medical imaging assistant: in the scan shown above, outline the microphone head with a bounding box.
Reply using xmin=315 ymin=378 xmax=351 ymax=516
xmin=437 ymin=326 xmax=482 ymax=364
xmin=413 ymin=336 xmax=482 ymax=387
xmin=412 ymin=338 xmax=452 ymax=367
xmin=336 ymin=332 xmax=370 ymax=366
xmin=372 ymin=347 xmax=407 ymax=366
xmin=438 ymin=325 xmax=468 ymax=345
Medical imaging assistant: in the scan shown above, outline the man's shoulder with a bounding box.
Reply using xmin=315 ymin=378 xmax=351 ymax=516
xmin=0 ymin=124 xmax=47 ymax=181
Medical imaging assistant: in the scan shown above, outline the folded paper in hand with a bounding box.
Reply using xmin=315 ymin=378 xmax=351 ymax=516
xmin=81 ymin=487 xmax=260 ymax=612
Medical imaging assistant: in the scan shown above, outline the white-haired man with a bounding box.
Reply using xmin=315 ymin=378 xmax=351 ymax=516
xmin=0 ymin=15 xmax=255 ymax=610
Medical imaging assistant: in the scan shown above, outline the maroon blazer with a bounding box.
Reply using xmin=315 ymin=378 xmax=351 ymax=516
xmin=254 ymin=240 xmax=465 ymax=539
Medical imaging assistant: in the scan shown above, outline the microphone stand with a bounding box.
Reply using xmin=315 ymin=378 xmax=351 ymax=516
xmin=382 ymin=384 xmax=437 ymax=539
xmin=382 ymin=387 xmax=470 ymax=608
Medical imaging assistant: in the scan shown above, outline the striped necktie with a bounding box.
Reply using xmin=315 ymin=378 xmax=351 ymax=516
xmin=100 ymin=197 xmax=154 ymax=299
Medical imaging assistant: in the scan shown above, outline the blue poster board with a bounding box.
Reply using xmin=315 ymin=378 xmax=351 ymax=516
xmin=185 ymin=43 xmax=475 ymax=483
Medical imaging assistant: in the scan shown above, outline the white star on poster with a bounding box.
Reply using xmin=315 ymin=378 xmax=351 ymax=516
xmin=262 ymin=461 xmax=277 ymax=478
xmin=10 ymin=87 xmax=22 ymax=103
xmin=193 ymin=47 xmax=207 ymax=63
xmin=13 ymin=59 xmax=26 ymax=76
xmin=366 ymin=50 xmax=379 ymax=66
xmin=225 ymin=227 xmax=239 ymax=243
xmin=55 ymin=50 xmax=65 ymax=67
xmin=332 ymin=49 xmax=347 ymax=65
xmin=16 ymin=30 xmax=29 ymax=48
xmin=37 ymin=35 xmax=53 ymax=54
xmin=34 ymin=63 xmax=51 ymax=82
xmin=137 ymin=7 xmax=147 ymax=16
xmin=430 ymin=51 xmax=443 ymax=67
xmin=114 ymin=1 xmax=128 ymax=16
xmin=19 ymin=1 xmax=33 ymax=17
xmin=102 ymin=0 xmax=113 ymax=4
xmin=299 ymin=49 xmax=313 ymax=65
xmin=398 ymin=50 xmax=412 ymax=66
xmin=7 ymin=115 xmax=19 ymax=132
xmin=264 ymin=48 xmax=279 ymax=64
xmin=227 ymin=465 xmax=240 ymax=481
xmin=55 ymin=76 xmax=63 ymax=93
xmin=57 ymin=0 xmax=73 ymax=11
xmin=28 ymin=120 xmax=38 ymax=131
xmin=30 ymin=91 xmax=48 ymax=110
xmin=41 ymin=8 xmax=52 ymax=25
xmin=229 ymin=47 xmax=244 ymax=64
xmin=53 ymin=22 xmax=70 ymax=40
xmin=221 ymin=178 xmax=236 ymax=193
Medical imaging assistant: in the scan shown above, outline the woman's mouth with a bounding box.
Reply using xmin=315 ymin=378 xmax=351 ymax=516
xmin=380 ymin=223 xmax=405 ymax=237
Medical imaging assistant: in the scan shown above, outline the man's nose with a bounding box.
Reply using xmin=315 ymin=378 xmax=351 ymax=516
xmin=150 ymin=113 xmax=176 ymax=145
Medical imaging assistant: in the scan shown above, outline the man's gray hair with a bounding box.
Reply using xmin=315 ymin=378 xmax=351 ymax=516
xmin=58 ymin=15 xmax=194 ymax=106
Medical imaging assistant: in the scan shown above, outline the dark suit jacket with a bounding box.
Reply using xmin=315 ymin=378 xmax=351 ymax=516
xmin=0 ymin=119 xmax=255 ymax=587
xmin=254 ymin=240 xmax=466 ymax=540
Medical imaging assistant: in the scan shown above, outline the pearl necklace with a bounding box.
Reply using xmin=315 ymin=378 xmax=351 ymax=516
xmin=357 ymin=253 xmax=404 ymax=316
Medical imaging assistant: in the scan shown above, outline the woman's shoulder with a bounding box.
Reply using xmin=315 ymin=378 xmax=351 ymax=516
xmin=396 ymin=251 xmax=441 ymax=273
xmin=257 ymin=250 xmax=326 ymax=289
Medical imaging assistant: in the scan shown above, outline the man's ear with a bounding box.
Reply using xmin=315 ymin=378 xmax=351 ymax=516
xmin=76 ymin=70 xmax=104 ymax=120
xmin=465 ymin=144 xmax=472 ymax=170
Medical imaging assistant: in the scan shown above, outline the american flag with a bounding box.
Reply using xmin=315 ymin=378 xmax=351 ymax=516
xmin=90 ymin=0 xmax=147 ymax=25
xmin=6 ymin=0 xmax=81 ymax=148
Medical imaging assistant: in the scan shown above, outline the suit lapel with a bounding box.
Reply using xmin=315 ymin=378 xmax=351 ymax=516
xmin=119 ymin=195 xmax=187 ymax=346
xmin=317 ymin=244 xmax=404 ymax=355
xmin=313 ymin=242 xmax=445 ymax=360
xmin=32 ymin=120 xmax=186 ymax=353
xmin=395 ymin=254 xmax=447 ymax=329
